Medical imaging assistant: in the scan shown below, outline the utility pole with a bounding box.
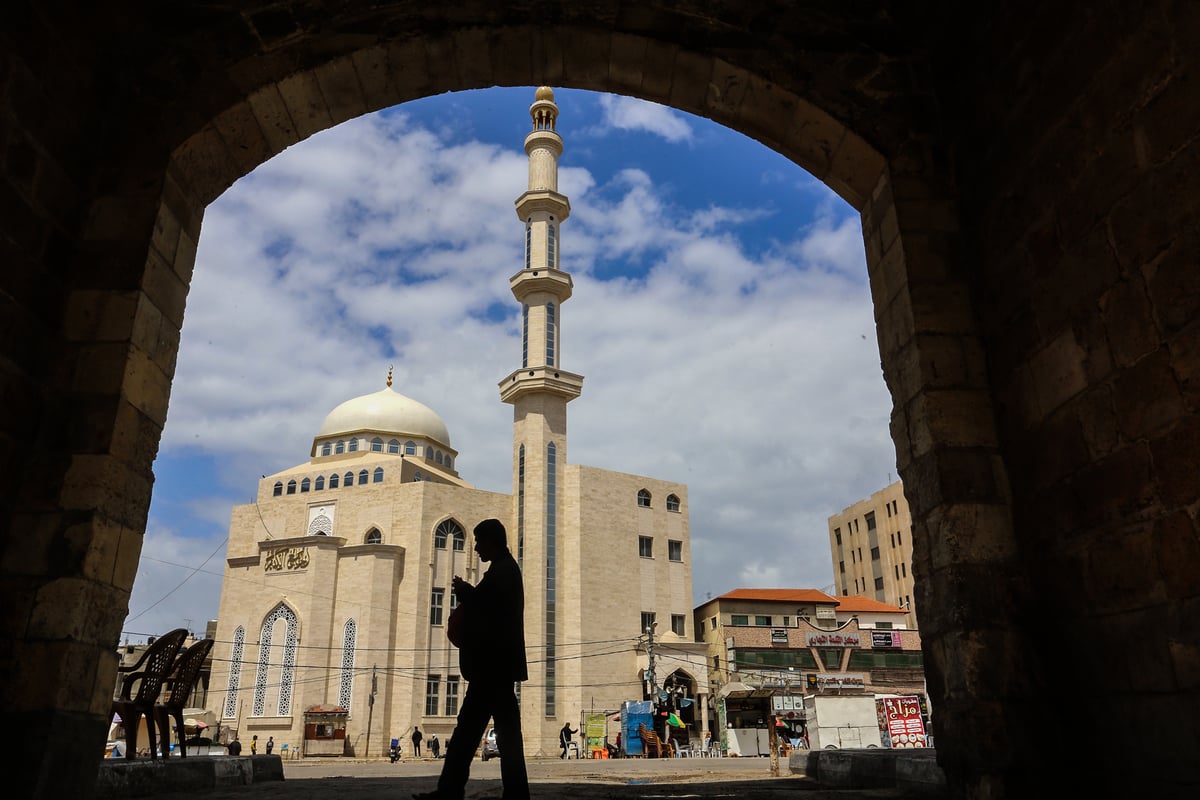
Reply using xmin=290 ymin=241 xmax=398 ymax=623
xmin=366 ymin=665 xmax=377 ymax=759
xmin=645 ymin=622 xmax=668 ymax=744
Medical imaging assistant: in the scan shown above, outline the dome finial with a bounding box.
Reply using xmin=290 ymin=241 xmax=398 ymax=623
xmin=387 ymin=365 xmax=393 ymax=388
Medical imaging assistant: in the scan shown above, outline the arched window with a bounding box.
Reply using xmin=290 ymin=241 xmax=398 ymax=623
xmin=344 ymin=471 xmax=354 ymax=487
xmin=321 ymin=442 xmax=332 ymax=456
xmin=358 ymin=469 xmax=368 ymax=484
xmin=445 ymin=456 xmax=453 ymax=470
xmin=335 ymin=440 xmax=345 ymax=454
xmin=315 ymin=475 xmax=325 ymax=490
xmin=522 ymin=304 xmax=529 ymax=368
xmin=666 ymin=494 xmax=681 ymax=512
xmin=547 ymin=220 xmax=557 ymax=267
xmin=348 ymin=439 xmax=358 ymax=452
xmin=388 ymin=439 xmax=400 ymax=454
xmin=371 ymin=437 xmax=383 ymax=452
xmin=300 ymin=477 xmax=311 ymax=493
xmin=435 ymin=451 xmax=443 ymax=465
xmin=286 ymin=480 xmax=297 ymax=495
xmin=329 ymin=473 xmax=339 ymax=489
xmin=425 ymin=446 xmax=434 ymax=459
xmin=365 ymin=529 xmax=381 ymax=545
xmin=273 ymin=482 xmax=283 ymax=497
xmin=373 ymin=467 xmax=384 ymax=483
xmin=338 ymin=619 xmax=356 ymax=710
xmin=405 ymin=441 xmax=416 ymax=455
xmin=545 ymin=302 xmax=556 ymax=366
xmin=308 ymin=513 xmax=333 ymax=536
xmin=436 ymin=520 xmax=464 ymax=552
xmin=638 ymin=489 xmax=652 ymax=508
xmin=222 ymin=626 xmax=245 ymax=719
xmin=253 ymin=604 xmax=298 ymax=717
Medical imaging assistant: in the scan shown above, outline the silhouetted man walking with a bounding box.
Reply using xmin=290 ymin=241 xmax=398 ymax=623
xmin=414 ymin=519 xmax=529 ymax=800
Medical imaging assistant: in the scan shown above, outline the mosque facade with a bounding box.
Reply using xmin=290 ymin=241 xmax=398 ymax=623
xmin=210 ymin=88 xmax=706 ymax=757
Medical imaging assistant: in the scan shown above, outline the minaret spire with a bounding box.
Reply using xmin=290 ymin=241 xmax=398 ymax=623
xmin=500 ymin=88 xmax=584 ymax=723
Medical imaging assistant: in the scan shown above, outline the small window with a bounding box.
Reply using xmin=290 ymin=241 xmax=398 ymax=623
xmin=273 ymin=482 xmax=283 ymax=497
xmin=875 ymin=577 xmax=885 ymax=590
xmin=405 ymin=441 xmax=416 ymax=455
xmin=430 ymin=588 xmax=445 ymax=625
xmin=834 ymin=528 xmax=841 ymax=545
xmin=426 ymin=446 xmax=434 ymax=459
xmin=865 ymin=511 xmax=876 ymax=530
xmin=315 ymin=475 xmax=325 ymax=490
xmin=710 ymin=617 xmax=717 ymax=631
xmin=877 ymin=621 xmax=893 ymax=630
xmin=358 ymin=469 xmax=369 ymax=485
xmin=371 ymin=437 xmax=383 ymax=452
xmin=445 ymin=456 xmax=453 ymax=470
xmin=373 ymin=467 xmax=384 ymax=483
xmin=452 ymin=529 xmax=465 ymax=551
xmin=666 ymin=494 xmax=680 ymax=512
xmin=435 ymin=451 xmax=443 ymax=465
xmin=365 ymin=529 xmax=382 ymax=545
xmin=344 ymin=471 xmax=354 ymax=487
xmin=640 ymin=611 xmax=656 ymax=633
xmin=434 ymin=527 xmax=447 ymax=549
xmin=286 ymin=480 xmax=296 ymax=495
xmin=445 ymin=675 xmax=460 ymax=717
xmin=638 ymin=536 xmax=653 ymax=558
xmin=671 ymin=614 xmax=686 ymax=636
xmin=321 ymin=442 xmax=332 ymax=456
xmin=731 ymin=614 xmax=748 ymax=626
xmin=668 ymin=540 xmax=682 ymax=562
xmin=902 ymin=563 xmax=907 ymax=577
xmin=388 ymin=439 xmax=400 ymax=454
xmin=335 ymin=440 xmax=345 ymax=454
xmin=637 ymin=489 xmax=651 ymax=508
xmin=329 ymin=473 xmax=339 ymax=489
xmin=871 ymin=546 xmax=880 ymax=560
xmin=424 ymin=675 xmax=440 ymax=717
xmin=755 ymin=615 xmax=771 ymax=626
xmin=348 ymin=439 xmax=358 ymax=452
xmin=300 ymin=477 xmax=311 ymax=493
xmin=839 ymin=560 xmax=845 ymax=573
xmin=783 ymin=616 xmax=791 ymax=627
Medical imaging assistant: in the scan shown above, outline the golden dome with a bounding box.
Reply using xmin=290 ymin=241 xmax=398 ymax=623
xmin=534 ymin=86 xmax=555 ymax=101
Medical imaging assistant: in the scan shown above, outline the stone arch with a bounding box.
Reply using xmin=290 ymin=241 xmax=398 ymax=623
xmin=2 ymin=5 xmax=1195 ymax=799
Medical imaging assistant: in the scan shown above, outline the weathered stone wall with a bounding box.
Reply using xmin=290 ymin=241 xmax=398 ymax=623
xmin=0 ymin=3 xmax=1196 ymax=799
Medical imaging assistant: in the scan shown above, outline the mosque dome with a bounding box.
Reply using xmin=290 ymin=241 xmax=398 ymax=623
xmin=534 ymin=86 xmax=555 ymax=101
xmin=317 ymin=384 xmax=451 ymax=446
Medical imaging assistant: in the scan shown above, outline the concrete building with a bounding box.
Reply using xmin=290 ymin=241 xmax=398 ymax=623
xmin=827 ymin=482 xmax=917 ymax=628
xmin=209 ymin=88 xmax=702 ymax=758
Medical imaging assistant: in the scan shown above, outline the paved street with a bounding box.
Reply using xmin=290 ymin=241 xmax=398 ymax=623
xmin=137 ymin=754 xmax=930 ymax=800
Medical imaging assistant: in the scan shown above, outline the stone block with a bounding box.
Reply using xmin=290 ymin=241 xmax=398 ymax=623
xmin=1149 ymin=414 xmax=1200 ymax=508
xmin=313 ymin=55 xmax=369 ymax=127
xmin=211 ymin=99 xmax=274 ymax=178
xmin=607 ymin=33 xmax=647 ymax=94
xmin=276 ymin=71 xmax=335 ymax=141
xmin=246 ymin=84 xmax=300 ymax=155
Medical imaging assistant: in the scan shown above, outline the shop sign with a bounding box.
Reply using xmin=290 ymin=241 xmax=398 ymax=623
xmin=815 ymin=607 xmax=837 ymax=619
xmin=814 ymin=672 xmax=865 ymax=689
xmin=877 ymin=695 xmax=927 ymax=748
xmin=770 ymin=628 xmax=789 ymax=644
xmin=805 ymin=631 xmax=860 ymax=647
xmin=871 ymin=631 xmax=902 ymax=648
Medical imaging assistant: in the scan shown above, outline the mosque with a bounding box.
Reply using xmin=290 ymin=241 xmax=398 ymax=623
xmin=209 ymin=88 xmax=708 ymax=757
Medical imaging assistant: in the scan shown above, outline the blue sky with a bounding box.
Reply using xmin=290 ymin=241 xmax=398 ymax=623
xmin=121 ymin=87 xmax=896 ymax=642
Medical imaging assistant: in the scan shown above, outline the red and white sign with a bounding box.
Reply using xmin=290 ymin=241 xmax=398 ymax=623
xmin=879 ymin=696 xmax=927 ymax=748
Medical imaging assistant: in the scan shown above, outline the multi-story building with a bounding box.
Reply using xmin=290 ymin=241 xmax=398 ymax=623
xmin=827 ymin=481 xmax=917 ymax=628
xmin=209 ymin=87 xmax=703 ymax=759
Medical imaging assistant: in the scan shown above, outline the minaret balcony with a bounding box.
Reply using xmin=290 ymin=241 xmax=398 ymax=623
xmin=510 ymin=267 xmax=573 ymax=302
xmin=499 ymin=367 xmax=584 ymax=404
xmin=514 ymin=190 xmax=570 ymax=221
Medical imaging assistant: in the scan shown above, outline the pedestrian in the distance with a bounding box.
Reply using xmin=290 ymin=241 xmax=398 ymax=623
xmin=412 ymin=726 xmax=423 ymax=758
xmin=250 ymin=734 xmax=258 ymax=755
xmin=559 ymin=721 xmax=579 ymax=759
xmin=266 ymin=736 xmax=274 ymax=755
xmin=429 ymin=734 xmax=441 ymax=758
xmin=227 ymin=737 xmax=242 ymax=756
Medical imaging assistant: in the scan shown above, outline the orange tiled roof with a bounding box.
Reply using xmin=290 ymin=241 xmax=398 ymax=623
xmin=833 ymin=595 xmax=907 ymax=613
xmin=714 ymin=588 xmax=839 ymax=604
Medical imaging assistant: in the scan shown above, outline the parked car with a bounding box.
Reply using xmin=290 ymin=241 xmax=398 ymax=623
xmin=481 ymin=728 xmax=499 ymax=761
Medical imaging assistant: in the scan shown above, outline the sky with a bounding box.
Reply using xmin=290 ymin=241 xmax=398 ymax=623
xmin=120 ymin=87 xmax=897 ymax=643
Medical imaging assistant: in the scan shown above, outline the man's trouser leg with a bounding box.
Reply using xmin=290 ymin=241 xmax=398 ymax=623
xmin=436 ymin=686 xmax=490 ymax=800
xmin=492 ymin=683 xmax=529 ymax=800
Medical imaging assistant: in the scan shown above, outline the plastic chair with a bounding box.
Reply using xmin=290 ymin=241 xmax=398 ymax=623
xmin=153 ymin=638 xmax=215 ymax=758
xmin=564 ymin=741 xmax=580 ymax=759
xmin=111 ymin=628 xmax=189 ymax=760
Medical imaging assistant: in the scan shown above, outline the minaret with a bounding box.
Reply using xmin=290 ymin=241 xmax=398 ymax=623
xmin=499 ymin=87 xmax=583 ymax=724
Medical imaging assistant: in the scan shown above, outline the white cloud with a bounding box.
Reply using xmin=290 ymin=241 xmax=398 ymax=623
xmin=597 ymin=95 xmax=694 ymax=143
xmin=131 ymin=95 xmax=896 ymax=640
